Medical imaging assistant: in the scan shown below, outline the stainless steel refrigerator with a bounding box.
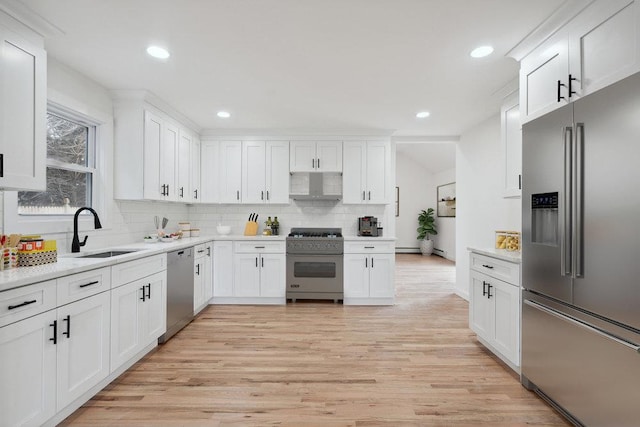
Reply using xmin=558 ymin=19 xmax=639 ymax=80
xmin=521 ymin=71 xmax=640 ymax=427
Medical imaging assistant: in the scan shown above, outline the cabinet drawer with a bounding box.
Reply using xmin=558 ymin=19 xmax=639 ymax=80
xmin=234 ymin=241 xmax=285 ymax=254
xmin=111 ymin=254 xmax=167 ymax=288
xmin=57 ymin=267 xmax=111 ymax=306
xmin=470 ymin=252 xmax=520 ymax=285
xmin=0 ymin=280 xmax=56 ymax=328
xmin=194 ymin=243 xmax=207 ymax=259
xmin=344 ymin=241 xmax=395 ymax=254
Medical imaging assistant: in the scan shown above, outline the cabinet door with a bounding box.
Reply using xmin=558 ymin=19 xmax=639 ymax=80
xmin=242 ymin=141 xmax=266 ymax=204
xmin=0 ymin=28 xmax=46 ymax=191
xmin=0 ymin=310 xmax=56 ymax=427
xmin=344 ymin=254 xmax=369 ymax=298
xmin=177 ymin=129 xmax=192 ymax=201
xmin=219 ymin=141 xmax=242 ymax=203
xmin=568 ymin=0 xmax=640 ymax=98
xmin=213 ymin=241 xmax=234 ymax=297
xmin=520 ymin=31 xmax=570 ymax=123
xmin=110 ymin=280 xmax=143 ymax=371
xmin=191 ymin=137 xmax=201 ymax=202
xmin=501 ymin=94 xmax=522 ymax=198
xmin=491 ymin=279 xmax=520 ymax=365
xmin=140 ymin=272 xmax=167 ymax=345
xmin=369 ymin=254 xmax=395 ymax=298
xmin=233 ymin=254 xmax=261 ymax=297
xmin=260 ymin=254 xmax=285 ymax=298
xmin=469 ymin=271 xmax=493 ymax=341
xmin=193 ymin=258 xmax=205 ymax=312
xmin=56 ymin=292 xmax=110 ymax=411
xmin=266 ymin=141 xmax=290 ymax=204
xmin=161 ymin=122 xmax=179 ymax=201
xmin=342 ymin=141 xmax=366 ymax=204
xmin=289 ymin=140 xmax=316 ymax=172
xmin=365 ymin=141 xmax=390 ymax=204
xmin=316 ymin=141 xmax=342 ymax=172
xmin=200 ymin=140 xmax=219 ymax=203
xmin=203 ymin=243 xmax=214 ymax=302
xmin=143 ymin=110 xmax=164 ymax=201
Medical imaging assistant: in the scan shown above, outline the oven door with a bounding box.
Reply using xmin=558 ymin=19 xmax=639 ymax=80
xmin=286 ymin=254 xmax=343 ymax=294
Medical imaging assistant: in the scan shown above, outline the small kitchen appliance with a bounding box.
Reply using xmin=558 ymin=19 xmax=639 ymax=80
xmin=358 ymin=216 xmax=378 ymax=236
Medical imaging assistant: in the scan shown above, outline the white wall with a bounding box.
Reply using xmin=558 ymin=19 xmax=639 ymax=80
xmin=433 ymin=168 xmax=456 ymax=261
xmin=455 ymin=114 xmax=521 ymax=300
xmin=394 ymin=150 xmax=435 ymax=251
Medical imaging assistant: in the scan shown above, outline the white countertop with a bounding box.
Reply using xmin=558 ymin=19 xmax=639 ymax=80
xmin=468 ymin=247 xmax=521 ymax=263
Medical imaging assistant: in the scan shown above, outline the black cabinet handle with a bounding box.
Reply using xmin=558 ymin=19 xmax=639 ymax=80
xmin=557 ymin=80 xmax=567 ymax=102
xmin=0 ymin=153 xmax=3 ymax=177
xmin=317 ymin=158 xmax=320 ymax=169
xmin=237 ymin=190 xmax=240 ymax=200
xmin=160 ymin=184 xmax=165 ymax=196
xmin=519 ymin=174 xmax=522 ymax=190
xmin=261 ymin=191 xmax=264 ymax=200
xmin=362 ymin=191 xmax=365 ymax=201
xmin=207 ymin=247 xmax=211 ymax=257
xmin=140 ymin=286 xmax=146 ymax=302
xmin=364 ymin=246 xmax=375 ymax=249
xmin=261 ymin=257 xmax=264 ymax=268
xmin=166 ymin=185 xmax=170 ymax=195
xmin=79 ymin=280 xmax=99 ymax=288
xmin=371 ymin=257 xmax=374 ymax=268
xmin=146 ymin=283 xmax=151 ymax=299
xmin=255 ymin=257 xmax=258 ymax=267
xmin=312 ymin=158 xmax=315 ymax=169
xmin=196 ymin=264 xmax=200 ymax=275
xmin=368 ymin=191 xmax=371 ymax=200
xmin=266 ymin=190 xmax=269 ymax=201
xmin=487 ymin=284 xmax=493 ymax=299
xmin=50 ymin=320 xmax=57 ymax=345
xmin=569 ymin=74 xmax=577 ymax=98
xmin=197 ymin=249 xmax=205 ymax=253
xmin=482 ymin=264 xmax=494 ymax=269
xmin=180 ymin=187 xmax=184 ymax=198
xmin=365 ymin=257 xmax=368 ymax=268
xmin=482 ymin=281 xmax=488 ymax=297
xmin=194 ymin=189 xmax=198 ymax=199
xmin=8 ymin=299 xmax=37 ymax=310
xmin=62 ymin=315 xmax=71 ymax=338
xmin=254 ymin=246 xmax=265 ymax=249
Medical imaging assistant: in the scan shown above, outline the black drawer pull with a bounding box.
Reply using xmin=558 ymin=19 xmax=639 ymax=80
xmin=140 ymin=286 xmax=146 ymax=302
xmin=482 ymin=281 xmax=488 ymax=297
xmin=364 ymin=246 xmax=375 ymax=249
xmin=62 ymin=315 xmax=71 ymax=338
xmin=197 ymin=249 xmax=205 ymax=253
xmin=487 ymin=284 xmax=493 ymax=299
xmin=8 ymin=299 xmax=37 ymax=310
xmin=146 ymin=283 xmax=151 ymax=299
xmin=255 ymin=246 xmax=265 ymax=249
xmin=79 ymin=280 xmax=99 ymax=288
xmin=50 ymin=320 xmax=57 ymax=345
xmin=482 ymin=264 xmax=494 ymax=269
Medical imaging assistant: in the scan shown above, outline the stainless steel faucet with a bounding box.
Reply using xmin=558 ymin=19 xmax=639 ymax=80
xmin=72 ymin=207 xmax=102 ymax=253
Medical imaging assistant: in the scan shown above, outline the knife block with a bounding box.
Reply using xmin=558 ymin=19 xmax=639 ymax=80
xmin=243 ymin=221 xmax=258 ymax=236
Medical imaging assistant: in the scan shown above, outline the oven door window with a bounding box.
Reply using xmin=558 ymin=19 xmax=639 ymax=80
xmin=294 ymin=261 xmax=336 ymax=278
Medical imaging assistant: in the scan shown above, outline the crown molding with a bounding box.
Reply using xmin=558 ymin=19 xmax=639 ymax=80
xmin=392 ymin=135 xmax=460 ymax=143
xmin=506 ymin=0 xmax=595 ymax=61
xmin=200 ymin=128 xmax=396 ymax=138
xmin=0 ymin=0 xmax=64 ymax=38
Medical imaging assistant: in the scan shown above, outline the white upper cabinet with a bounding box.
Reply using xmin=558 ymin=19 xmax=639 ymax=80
xmin=200 ymin=140 xmax=220 ymax=203
xmin=501 ymin=93 xmax=522 ymax=198
xmin=219 ymin=141 xmax=242 ymax=203
xmin=343 ymin=140 xmax=391 ymax=204
xmin=265 ymin=141 xmax=290 ymax=204
xmin=243 ymin=140 xmax=290 ymax=204
xmin=290 ymin=141 xmax=342 ymax=172
xmin=520 ymin=0 xmax=640 ymax=123
xmin=191 ymin=136 xmax=201 ymax=202
xmin=0 ymin=25 xmax=47 ymax=191
xmin=242 ymin=141 xmax=267 ymax=204
xmin=113 ymin=94 xmax=200 ymax=203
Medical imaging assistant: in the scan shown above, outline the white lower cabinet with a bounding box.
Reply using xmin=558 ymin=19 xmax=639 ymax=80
xmin=469 ymin=251 xmax=521 ymax=370
xmin=213 ymin=240 xmax=234 ymax=298
xmin=344 ymin=253 xmax=395 ymax=303
xmin=56 ymin=292 xmax=110 ymax=410
xmin=194 ymin=242 xmax=213 ymax=314
xmin=110 ymin=271 xmax=166 ymax=371
xmin=0 ymin=310 xmax=57 ymax=427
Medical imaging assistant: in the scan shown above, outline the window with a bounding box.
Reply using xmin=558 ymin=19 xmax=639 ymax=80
xmin=18 ymin=109 xmax=96 ymax=215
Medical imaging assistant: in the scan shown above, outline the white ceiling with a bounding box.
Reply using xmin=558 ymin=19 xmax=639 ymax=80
xmin=19 ymin=0 xmax=565 ymax=136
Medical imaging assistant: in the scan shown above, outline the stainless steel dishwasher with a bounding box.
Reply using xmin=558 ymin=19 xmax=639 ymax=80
xmin=159 ymin=247 xmax=194 ymax=343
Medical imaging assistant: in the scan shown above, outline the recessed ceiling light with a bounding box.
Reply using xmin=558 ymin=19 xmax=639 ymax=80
xmin=217 ymin=111 xmax=231 ymax=118
xmin=470 ymin=45 xmax=494 ymax=58
xmin=416 ymin=111 xmax=430 ymax=118
xmin=146 ymin=46 xmax=170 ymax=59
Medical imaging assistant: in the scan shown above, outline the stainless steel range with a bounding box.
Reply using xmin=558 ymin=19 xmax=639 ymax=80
xmin=286 ymin=227 xmax=343 ymax=302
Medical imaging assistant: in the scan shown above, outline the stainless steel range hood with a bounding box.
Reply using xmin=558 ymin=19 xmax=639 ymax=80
xmin=290 ymin=172 xmax=342 ymax=201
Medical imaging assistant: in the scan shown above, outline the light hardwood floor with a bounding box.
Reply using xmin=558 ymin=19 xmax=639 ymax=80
xmin=61 ymin=254 xmax=568 ymax=426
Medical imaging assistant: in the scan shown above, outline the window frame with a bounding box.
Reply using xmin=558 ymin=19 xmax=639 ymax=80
xmin=3 ymin=101 xmax=109 ymax=235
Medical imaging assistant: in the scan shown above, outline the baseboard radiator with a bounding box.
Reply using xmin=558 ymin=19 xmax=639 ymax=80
xmin=395 ymin=247 xmax=446 ymax=258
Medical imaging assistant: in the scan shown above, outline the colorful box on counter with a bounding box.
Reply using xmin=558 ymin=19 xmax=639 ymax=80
xmin=1 ymin=247 xmax=18 ymax=270
xmin=17 ymin=238 xmax=58 ymax=267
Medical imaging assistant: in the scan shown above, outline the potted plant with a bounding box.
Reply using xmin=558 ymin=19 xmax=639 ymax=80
xmin=417 ymin=208 xmax=438 ymax=255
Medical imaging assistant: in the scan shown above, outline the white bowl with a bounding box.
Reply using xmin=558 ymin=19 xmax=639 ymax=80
xmin=216 ymin=225 xmax=231 ymax=235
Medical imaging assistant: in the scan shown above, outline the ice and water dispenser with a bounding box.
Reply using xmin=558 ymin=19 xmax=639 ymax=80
xmin=531 ymin=192 xmax=559 ymax=246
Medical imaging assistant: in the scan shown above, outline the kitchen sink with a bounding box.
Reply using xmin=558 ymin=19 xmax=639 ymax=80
xmin=78 ymin=250 xmax=138 ymax=258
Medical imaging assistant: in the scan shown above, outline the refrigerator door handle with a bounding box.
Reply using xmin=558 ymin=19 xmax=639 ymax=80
xmin=524 ymin=299 xmax=640 ymax=353
xmin=574 ymin=123 xmax=584 ymax=278
xmin=562 ymin=126 xmax=573 ymax=276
